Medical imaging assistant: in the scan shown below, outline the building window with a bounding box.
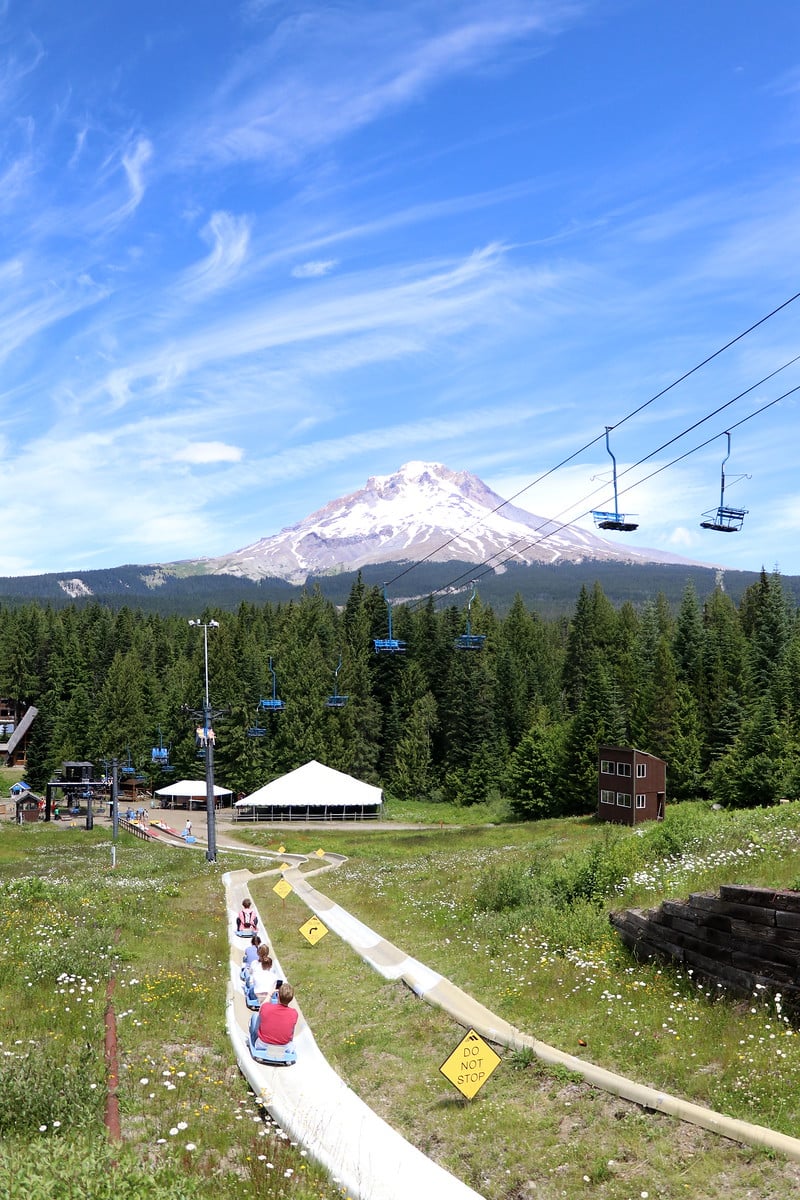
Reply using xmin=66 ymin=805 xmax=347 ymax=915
xmin=616 ymin=762 xmax=632 ymax=777
xmin=636 ymin=763 xmax=647 ymax=778
xmin=600 ymin=760 xmax=615 ymax=774
xmin=600 ymin=790 xmax=615 ymax=805
xmin=616 ymin=792 xmax=631 ymax=807
xmin=636 ymin=794 xmax=647 ymax=809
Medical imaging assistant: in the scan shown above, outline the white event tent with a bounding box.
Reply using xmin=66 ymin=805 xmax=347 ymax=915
xmin=155 ymin=779 xmax=233 ymax=810
xmin=234 ymin=760 xmax=383 ymax=822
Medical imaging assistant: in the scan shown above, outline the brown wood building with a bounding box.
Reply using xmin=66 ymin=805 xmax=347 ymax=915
xmin=0 ymin=703 xmax=38 ymax=767
xmin=598 ymin=745 xmax=666 ymax=826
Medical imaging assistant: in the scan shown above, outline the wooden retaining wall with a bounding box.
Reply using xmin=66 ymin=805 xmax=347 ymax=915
xmin=610 ymin=884 xmax=800 ymax=1019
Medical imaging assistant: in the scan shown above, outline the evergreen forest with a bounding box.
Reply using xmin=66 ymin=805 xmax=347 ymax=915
xmin=5 ymin=569 xmax=800 ymax=814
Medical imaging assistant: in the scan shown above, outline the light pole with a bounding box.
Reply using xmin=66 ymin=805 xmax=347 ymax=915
xmin=189 ymin=619 xmax=220 ymax=863
xmin=111 ymin=757 xmax=119 ymax=867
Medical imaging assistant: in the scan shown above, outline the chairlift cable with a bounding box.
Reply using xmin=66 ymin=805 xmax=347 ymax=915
xmin=384 ymin=290 xmax=800 ymax=591
xmin=405 ymin=377 xmax=800 ymax=611
xmin=467 ymin=381 xmax=800 ymax=586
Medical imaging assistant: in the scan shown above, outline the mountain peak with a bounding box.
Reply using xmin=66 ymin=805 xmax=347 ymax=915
xmin=179 ymin=461 xmax=705 ymax=584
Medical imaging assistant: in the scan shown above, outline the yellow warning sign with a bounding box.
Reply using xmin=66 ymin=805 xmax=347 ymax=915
xmin=278 ymin=844 xmax=286 ymax=853
xmin=315 ymin=848 xmax=325 ymax=858
xmin=439 ymin=1029 xmax=500 ymax=1100
xmin=279 ymin=862 xmax=291 ymax=870
xmin=273 ymin=878 xmax=293 ymax=899
xmin=299 ymin=916 xmax=329 ymax=945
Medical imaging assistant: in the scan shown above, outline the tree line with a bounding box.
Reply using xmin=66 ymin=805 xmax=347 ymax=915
xmin=2 ymin=570 xmax=798 ymax=814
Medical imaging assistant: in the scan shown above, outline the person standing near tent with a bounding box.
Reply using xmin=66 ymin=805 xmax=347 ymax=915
xmin=183 ymin=818 xmax=192 ymax=839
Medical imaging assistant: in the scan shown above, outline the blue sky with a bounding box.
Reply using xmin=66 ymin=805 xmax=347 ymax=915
xmin=3 ymin=0 xmax=800 ymax=578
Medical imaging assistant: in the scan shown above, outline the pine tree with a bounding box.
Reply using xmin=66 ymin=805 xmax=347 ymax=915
xmin=562 ymin=582 xmax=619 ymax=710
xmin=665 ymin=685 xmax=705 ymax=801
xmin=390 ymin=691 xmax=437 ymax=800
xmin=560 ymin=654 xmax=627 ymax=815
xmin=712 ymin=695 xmax=788 ymax=808
xmin=742 ymin=569 xmax=792 ymax=692
xmin=504 ymin=712 xmax=567 ymax=819
xmin=701 ymin=587 xmax=750 ymax=762
xmin=673 ymin=581 xmax=705 ymax=694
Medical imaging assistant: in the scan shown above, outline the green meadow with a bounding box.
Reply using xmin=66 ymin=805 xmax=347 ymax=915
xmin=4 ymin=802 xmax=800 ymax=1199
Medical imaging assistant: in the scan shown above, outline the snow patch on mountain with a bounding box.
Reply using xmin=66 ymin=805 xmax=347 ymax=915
xmin=177 ymin=461 xmax=706 ymax=584
xmin=59 ymin=577 xmax=94 ymax=598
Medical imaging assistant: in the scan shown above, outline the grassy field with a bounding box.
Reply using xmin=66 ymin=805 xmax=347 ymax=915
xmin=4 ymin=803 xmax=800 ymax=1199
xmin=0 ymin=825 xmax=339 ymax=1200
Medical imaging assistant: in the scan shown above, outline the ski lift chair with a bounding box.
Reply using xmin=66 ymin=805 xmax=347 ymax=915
xmin=700 ymin=506 xmax=747 ymax=533
xmin=258 ymin=657 xmax=285 ymax=712
xmin=591 ymin=427 xmax=639 ymax=532
xmin=151 ymin=727 xmax=171 ymax=768
xmin=454 ymin=583 xmax=486 ymax=650
xmin=373 ymin=585 xmax=407 ymax=654
xmin=324 ymin=655 xmax=349 ymax=707
xmin=700 ymin=432 xmax=748 ymax=533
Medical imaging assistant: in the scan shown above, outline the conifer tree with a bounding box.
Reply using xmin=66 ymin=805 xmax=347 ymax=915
xmin=560 ymin=653 xmax=627 ymax=814
xmin=712 ymin=695 xmax=788 ymax=808
xmin=504 ymin=711 xmax=567 ymax=819
xmin=673 ymin=581 xmax=706 ymax=694
xmin=390 ymin=691 xmax=437 ymax=800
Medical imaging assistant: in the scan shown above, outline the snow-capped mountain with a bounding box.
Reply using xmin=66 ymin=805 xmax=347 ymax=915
xmin=178 ymin=461 xmax=703 ymax=585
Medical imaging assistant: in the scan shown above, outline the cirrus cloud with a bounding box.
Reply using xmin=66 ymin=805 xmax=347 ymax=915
xmin=173 ymin=441 xmax=244 ymax=464
xmin=292 ymin=259 xmax=338 ymax=278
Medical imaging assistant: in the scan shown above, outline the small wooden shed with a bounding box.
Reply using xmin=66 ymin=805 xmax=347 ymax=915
xmin=598 ymin=745 xmax=666 ymax=826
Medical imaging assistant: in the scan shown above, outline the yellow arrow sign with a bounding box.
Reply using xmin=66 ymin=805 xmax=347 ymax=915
xmin=273 ymin=878 xmax=293 ymax=900
xmin=439 ymin=1029 xmax=500 ymax=1100
xmin=315 ymin=848 xmax=325 ymax=858
xmin=299 ymin=916 xmax=329 ymax=945
xmin=277 ymin=844 xmax=286 ymax=853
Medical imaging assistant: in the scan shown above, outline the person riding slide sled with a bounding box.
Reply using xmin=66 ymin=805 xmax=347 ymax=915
xmin=240 ymin=934 xmax=261 ymax=981
xmin=249 ymin=982 xmax=298 ymax=1065
xmin=236 ymin=896 xmax=258 ymax=935
xmin=245 ymin=944 xmax=278 ymax=1006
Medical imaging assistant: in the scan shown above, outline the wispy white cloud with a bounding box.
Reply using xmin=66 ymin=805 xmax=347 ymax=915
xmin=241 ymin=400 xmax=552 ymax=489
xmin=0 ymin=29 xmax=44 ymax=106
xmin=182 ymin=2 xmax=578 ymax=167
xmin=102 ymin=136 xmax=153 ymax=227
xmin=173 ymin=441 xmax=244 ymax=464
xmin=0 ymin=274 xmax=108 ymax=368
xmin=179 ymin=211 xmax=252 ymax=297
xmin=122 ymin=136 xmax=152 ymax=206
xmin=767 ymin=64 xmax=800 ymax=98
xmin=68 ymin=124 xmax=89 ymax=169
xmin=92 ymin=243 xmax=545 ymax=412
xmin=291 ymin=259 xmax=337 ymax=278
